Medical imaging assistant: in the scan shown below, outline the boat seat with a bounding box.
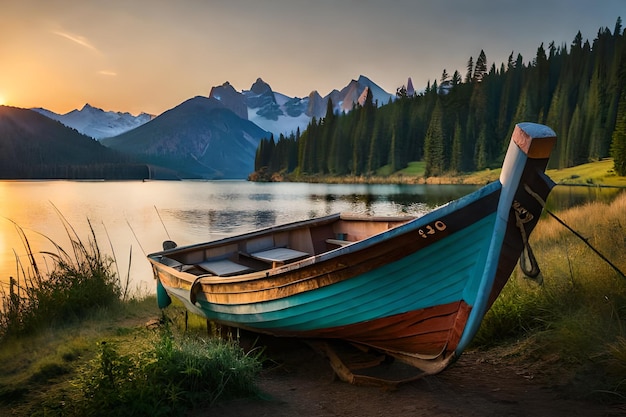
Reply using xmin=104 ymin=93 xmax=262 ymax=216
xmin=196 ymin=259 xmax=255 ymax=277
xmin=160 ymin=256 xmax=184 ymax=268
xmin=249 ymin=247 xmax=310 ymax=268
xmin=325 ymin=238 xmax=351 ymax=247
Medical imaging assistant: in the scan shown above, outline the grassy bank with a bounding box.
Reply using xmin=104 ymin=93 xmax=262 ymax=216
xmin=277 ymin=158 xmax=626 ymax=187
xmin=545 ymin=158 xmax=626 ymax=187
xmin=0 ymin=222 xmax=261 ymax=417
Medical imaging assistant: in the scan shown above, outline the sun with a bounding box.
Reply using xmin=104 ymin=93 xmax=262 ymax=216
xmin=0 ymin=95 xmax=5 ymax=106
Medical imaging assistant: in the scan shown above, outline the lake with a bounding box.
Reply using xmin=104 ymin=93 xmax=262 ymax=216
xmin=0 ymin=180 xmax=623 ymax=296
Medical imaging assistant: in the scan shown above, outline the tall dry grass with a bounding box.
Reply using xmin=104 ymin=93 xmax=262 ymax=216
xmin=0 ymin=213 xmax=263 ymax=416
xmin=0 ymin=212 xmax=125 ymax=340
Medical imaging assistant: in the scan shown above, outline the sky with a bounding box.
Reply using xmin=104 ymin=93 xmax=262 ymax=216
xmin=0 ymin=0 xmax=623 ymax=116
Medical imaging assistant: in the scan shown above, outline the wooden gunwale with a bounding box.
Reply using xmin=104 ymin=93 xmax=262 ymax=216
xmin=174 ymin=187 xmax=501 ymax=306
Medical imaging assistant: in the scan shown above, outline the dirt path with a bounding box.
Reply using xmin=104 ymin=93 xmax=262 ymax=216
xmin=206 ymin=338 xmax=623 ymax=417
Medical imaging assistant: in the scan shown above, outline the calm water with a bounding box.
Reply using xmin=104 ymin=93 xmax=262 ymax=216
xmin=0 ymin=180 xmax=623 ymax=295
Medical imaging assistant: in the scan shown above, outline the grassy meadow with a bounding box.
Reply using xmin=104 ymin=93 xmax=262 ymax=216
xmin=291 ymin=157 xmax=625 ymax=187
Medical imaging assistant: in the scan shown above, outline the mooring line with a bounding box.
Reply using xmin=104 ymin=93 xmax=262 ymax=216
xmin=126 ymin=219 xmax=147 ymax=257
xmin=524 ymin=184 xmax=626 ymax=279
xmin=154 ymin=205 xmax=172 ymax=240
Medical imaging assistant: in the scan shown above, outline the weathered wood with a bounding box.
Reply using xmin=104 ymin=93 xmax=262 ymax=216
xmin=305 ymin=340 xmax=429 ymax=388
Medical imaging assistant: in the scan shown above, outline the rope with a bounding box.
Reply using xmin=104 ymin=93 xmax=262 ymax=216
xmin=523 ymin=184 xmax=626 ymax=280
xmin=515 ymin=208 xmax=541 ymax=279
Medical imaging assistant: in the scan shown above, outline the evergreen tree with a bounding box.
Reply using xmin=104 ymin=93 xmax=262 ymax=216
xmin=451 ymin=70 xmax=462 ymax=87
xmin=439 ymin=69 xmax=451 ymax=94
xmin=611 ymin=32 xmax=626 ymax=175
xmin=612 ymin=91 xmax=626 ymax=175
xmin=450 ymin=119 xmax=463 ymax=173
xmin=367 ymin=116 xmax=384 ymax=173
xmin=473 ymin=50 xmax=488 ymax=83
xmin=388 ymin=98 xmax=410 ymax=170
xmin=424 ymin=99 xmax=445 ymax=176
xmin=474 ymin=126 xmax=488 ymax=170
xmin=350 ymin=89 xmax=375 ymax=175
xmin=465 ymin=56 xmax=474 ymax=83
xmin=396 ymin=85 xmax=408 ymax=99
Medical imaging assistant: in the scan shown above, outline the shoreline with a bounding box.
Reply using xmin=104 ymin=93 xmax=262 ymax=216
xmin=253 ymin=173 xmax=626 ymax=189
xmin=250 ymin=159 xmax=626 ymax=188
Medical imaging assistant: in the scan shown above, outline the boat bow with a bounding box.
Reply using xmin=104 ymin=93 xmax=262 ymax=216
xmin=148 ymin=122 xmax=557 ymax=382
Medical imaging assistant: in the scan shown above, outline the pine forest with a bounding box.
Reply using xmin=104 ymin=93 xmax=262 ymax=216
xmin=254 ymin=18 xmax=626 ymax=180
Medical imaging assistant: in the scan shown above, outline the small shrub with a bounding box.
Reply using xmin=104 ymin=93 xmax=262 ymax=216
xmin=73 ymin=325 xmax=261 ymax=416
xmin=29 ymin=361 xmax=72 ymax=384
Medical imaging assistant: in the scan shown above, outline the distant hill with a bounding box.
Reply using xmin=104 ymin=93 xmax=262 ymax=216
xmin=101 ymin=96 xmax=270 ymax=179
xmin=32 ymin=104 xmax=153 ymax=140
xmin=0 ymin=105 xmax=150 ymax=179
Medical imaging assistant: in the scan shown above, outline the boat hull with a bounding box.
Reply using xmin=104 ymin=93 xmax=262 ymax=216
xmin=149 ymin=122 xmax=557 ymax=374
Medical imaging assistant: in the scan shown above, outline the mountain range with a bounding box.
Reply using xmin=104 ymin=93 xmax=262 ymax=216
xmin=210 ymin=75 xmax=394 ymax=139
xmin=13 ymin=75 xmax=396 ymax=179
xmin=33 ymin=104 xmax=153 ymax=140
xmin=36 ymin=75 xmax=394 ymax=140
xmin=0 ymin=105 xmax=151 ymax=179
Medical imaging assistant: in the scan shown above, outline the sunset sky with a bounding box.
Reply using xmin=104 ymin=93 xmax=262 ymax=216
xmin=0 ymin=0 xmax=623 ymax=116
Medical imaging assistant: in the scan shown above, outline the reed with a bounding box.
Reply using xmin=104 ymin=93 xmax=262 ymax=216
xmin=476 ymin=192 xmax=626 ymax=397
xmin=0 ymin=212 xmax=123 ymax=340
xmin=0 ymin=214 xmax=263 ymax=416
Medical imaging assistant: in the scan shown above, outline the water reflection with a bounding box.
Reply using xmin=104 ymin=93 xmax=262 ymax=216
xmin=306 ymin=189 xmax=459 ymax=217
xmin=0 ymin=180 xmax=623 ymax=295
xmin=547 ymin=185 xmax=624 ymax=211
xmin=248 ymin=193 xmax=273 ymax=202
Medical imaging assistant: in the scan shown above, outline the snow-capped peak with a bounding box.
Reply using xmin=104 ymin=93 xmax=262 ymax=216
xmin=32 ymin=105 xmax=153 ymax=139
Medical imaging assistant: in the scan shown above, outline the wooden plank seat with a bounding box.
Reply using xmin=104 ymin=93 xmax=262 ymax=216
xmin=326 ymin=238 xmax=352 ymax=247
xmin=159 ymin=256 xmax=205 ymax=275
xmin=196 ymin=259 xmax=255 ymax=277
xmin=249 ymin=247 xmax=310 ymax=268
xmin=160 ymin=256 xmax=184 ymax=268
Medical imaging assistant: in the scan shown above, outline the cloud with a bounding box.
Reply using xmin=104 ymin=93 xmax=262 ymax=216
xmin=98 ymin=70 xmax=117 ymax=76
xmin=52 ymin=30 xmax=98 ymax=52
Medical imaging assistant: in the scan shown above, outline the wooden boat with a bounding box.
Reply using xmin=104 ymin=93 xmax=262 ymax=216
xmin=148 ymin=122 xmax=557 ymax=381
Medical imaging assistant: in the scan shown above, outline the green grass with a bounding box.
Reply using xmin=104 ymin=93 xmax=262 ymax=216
xmin=0 ymin=215 xmax=123 ymax=339
xmin=376 ymin=161 xmax=426 ymax=177
xmin=0 ymin=218 xmax=263 ymax=417
xmin=297 ymin=158 xmax=625 ymax=187
xmin=0 ymin=299 xmax=263 ymax=417
xmin=398 ymin=161 xmax=426 ymax=176
xmin=72 ymin=321 xmax=261 ymax=416
xmin=546 ymin=158 xmax=626 ymax=187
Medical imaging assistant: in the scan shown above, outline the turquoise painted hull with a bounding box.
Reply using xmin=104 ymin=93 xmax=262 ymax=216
xmin=194 ymin=213 xmax=496 ymax=331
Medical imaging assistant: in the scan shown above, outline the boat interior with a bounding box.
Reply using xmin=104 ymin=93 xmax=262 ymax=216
xmin=153 ymin=214 xmax=414 ymax=277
